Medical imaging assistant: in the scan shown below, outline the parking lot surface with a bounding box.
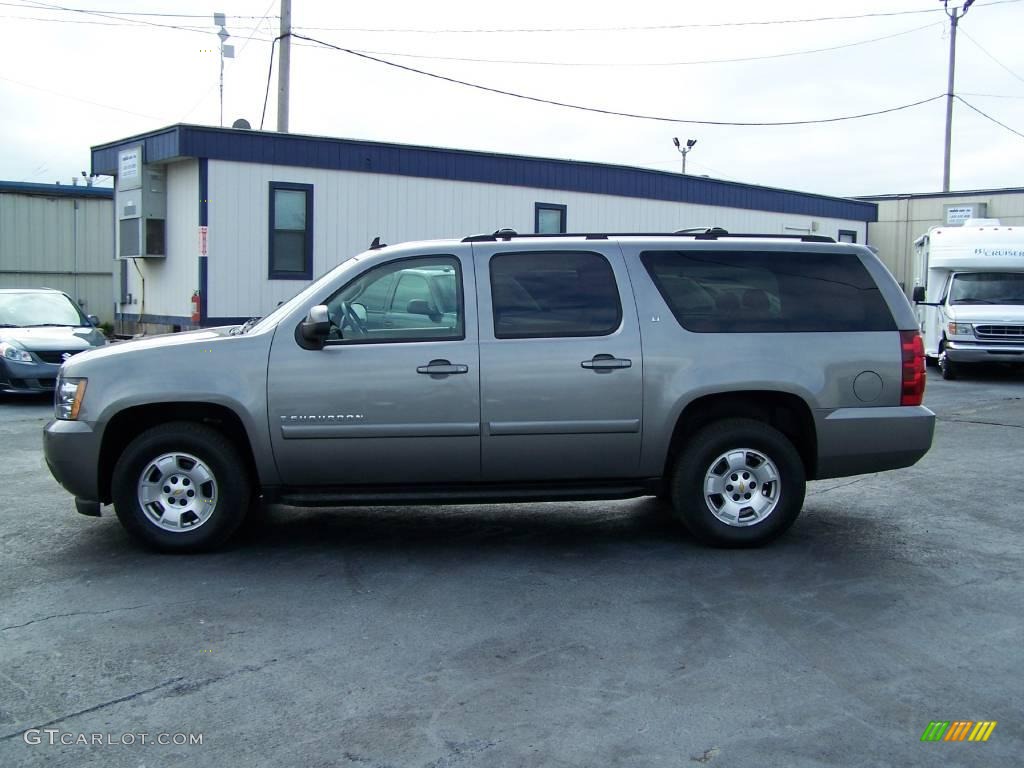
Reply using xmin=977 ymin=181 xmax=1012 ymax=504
xmin=1 ymin=366 xmax=1022 ymax=767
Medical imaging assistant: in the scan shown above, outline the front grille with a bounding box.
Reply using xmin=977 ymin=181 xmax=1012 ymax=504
xmin=34 ymin=350 xmax=78 ymax=365
xmin=974 ymin=325 xmax=1024 ymax=340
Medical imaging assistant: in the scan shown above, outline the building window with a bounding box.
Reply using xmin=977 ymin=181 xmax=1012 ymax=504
xmin=838 ymin=229 xmax=857 ymax=243
xmin=269 ymin=182 xmax=313 ymax=279
xmin=535 ymin=203 xmax=567 ymax=234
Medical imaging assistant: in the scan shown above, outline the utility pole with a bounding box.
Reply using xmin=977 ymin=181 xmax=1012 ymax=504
xmin=277 ymin=0 xmax=291 ymax=133
xmin=942 ymin=0 xmax=974 ymax=192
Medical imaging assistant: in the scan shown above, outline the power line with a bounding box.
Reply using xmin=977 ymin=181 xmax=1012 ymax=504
xmin=955 ymin=95 xmax=1024 ymax=138
xmin=0 ymin=1 xmax=275 ymax=18
xmin=958 ymin=25 xmax=1024 ymax=84
xmin=9 ymin=0 xmax=233 ymax=34
xmin=343 ymin=22 xmax=941 ymax=68
xmin=261 ymin=35 xmax=282 ymax=130
xmin=0 ymin=73 xmax=166 ymax=120
xmin=960 ymin=91 xmax=1024 ymax=99
xmin=0 ymin=12 xmax=265 ymax=32
xmin=290 ymin=0 xmax=1022 ymax=34
xmin=293 ymin=33 xmax=946 ymax=127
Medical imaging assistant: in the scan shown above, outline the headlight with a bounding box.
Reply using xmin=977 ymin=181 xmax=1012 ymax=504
xmin=948 ymin=322 xmax=974 ymax=337
xmin=0 ymin=341 xmax=34 ymax=363
xmin=55 ymin=377 xmax=87 ymax=420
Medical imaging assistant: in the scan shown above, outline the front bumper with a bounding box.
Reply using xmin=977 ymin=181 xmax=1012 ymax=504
xmin=0 ymin=359 xmax=59 ymax=393
xmin=945 ymin=340 xmax=1024 ymax=364
xmin=44 ymin=419 xmax=102 ymax=502
xmin=815 ymin=405 xmax=936 ymax=480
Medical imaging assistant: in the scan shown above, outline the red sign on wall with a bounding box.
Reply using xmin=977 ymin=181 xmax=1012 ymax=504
xmin=198 ymin=225 xmax=208 ymax=256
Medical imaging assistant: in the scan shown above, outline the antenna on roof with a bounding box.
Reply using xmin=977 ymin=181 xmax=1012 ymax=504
xmin=369 ymin=236 xmax=386 ymax=250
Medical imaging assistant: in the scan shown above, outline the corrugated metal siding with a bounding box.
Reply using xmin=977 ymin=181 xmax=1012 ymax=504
xmin=206 ymin=160 xmax=868 ymax=318
xmin=91 ymin=124 xmax=876 ymax=222
xmin=119 ymin=160 xmax=198 ymax=322
xmin=0 ymin=193 xmax=115 ymax=322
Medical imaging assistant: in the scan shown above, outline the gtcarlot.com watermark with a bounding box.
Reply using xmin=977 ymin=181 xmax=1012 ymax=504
xmin=23 ymin=729 xmax=203 ymax=747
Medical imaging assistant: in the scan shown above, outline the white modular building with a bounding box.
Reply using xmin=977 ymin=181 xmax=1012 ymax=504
xmin=90 ymin=124 xmax=879 ymax=333
xmin=0 ymin=181 xmax=115 ymax=324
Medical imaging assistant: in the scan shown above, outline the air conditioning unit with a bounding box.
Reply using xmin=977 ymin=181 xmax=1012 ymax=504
xmin=116 ymin=146 xmax=166 ymax=258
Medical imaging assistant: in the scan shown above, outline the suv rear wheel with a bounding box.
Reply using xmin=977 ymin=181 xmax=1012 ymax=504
xmin=111 ymin=422 xmax=250 ymax=552
xmin=670 ymin=418 xmax=805 ymax=547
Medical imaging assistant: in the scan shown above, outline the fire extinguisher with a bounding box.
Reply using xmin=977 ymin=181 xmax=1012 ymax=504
xmin=191 ymin=290 xmax=201 ymax=326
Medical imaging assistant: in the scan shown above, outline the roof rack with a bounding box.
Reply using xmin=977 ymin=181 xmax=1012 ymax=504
xmin=461 ymin=229 xmax=836 ymax=244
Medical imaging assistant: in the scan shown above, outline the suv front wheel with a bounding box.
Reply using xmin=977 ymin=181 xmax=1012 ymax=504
xmin=112 ymin=422 xmax=251 ymax=552
xmin=670 ymin=418 xmax=806 ymax=547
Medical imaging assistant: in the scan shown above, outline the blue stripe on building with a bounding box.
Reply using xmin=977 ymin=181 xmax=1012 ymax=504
xmin=91 ymin=124 xmax=876 ymax=222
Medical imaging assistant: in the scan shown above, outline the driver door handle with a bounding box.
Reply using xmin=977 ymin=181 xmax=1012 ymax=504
xmin=581 ymin=354 xmax=632 ymax=370
xmin=417 ymin=359 xmax=469 ymax=375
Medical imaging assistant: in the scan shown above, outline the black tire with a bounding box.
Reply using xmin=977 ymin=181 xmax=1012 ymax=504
xmin=938 ymin=340 xmax=957 ymax=380
xmin=669 ymin=418 xmax=806 ymax=548
xmin=112 ymin=422 xmax=251 ymax=552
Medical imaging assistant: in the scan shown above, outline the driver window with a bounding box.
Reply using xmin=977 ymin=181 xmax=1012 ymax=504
xmin=324 ymin=255 xmax=464 ymax=343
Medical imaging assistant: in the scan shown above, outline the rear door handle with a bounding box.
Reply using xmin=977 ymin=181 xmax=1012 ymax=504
xmin=417 ymin=359 xmax=469 ymax=375
xmin=581 ymin=354 xmax=632 ymax=370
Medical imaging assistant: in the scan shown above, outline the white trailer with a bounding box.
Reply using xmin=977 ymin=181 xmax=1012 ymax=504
xmin=912 ymin=219 xmax=1024 ymax=379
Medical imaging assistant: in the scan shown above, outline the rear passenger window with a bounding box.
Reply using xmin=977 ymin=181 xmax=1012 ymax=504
xmin=641 ymin=250 xmax=895 ymax=333
xmin=490 ymin=251 xmax=622 ymax=339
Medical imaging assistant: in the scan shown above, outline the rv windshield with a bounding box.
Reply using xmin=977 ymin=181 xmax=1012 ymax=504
xmin=949 ymin=272 xmax=1024 ymax=306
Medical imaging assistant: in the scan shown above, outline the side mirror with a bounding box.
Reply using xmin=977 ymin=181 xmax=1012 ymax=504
xmin=911 ymin=286 xmax=926 ymax=303
xmin=300 ymin=305 xmax=330 ymax=348
xmin=350 ymin=302 xmax=368 ymax=322
xmin=406 ymin=299 xmax=440 ymax=321
xmin=87 ymin=314 xmax=100 ymax=326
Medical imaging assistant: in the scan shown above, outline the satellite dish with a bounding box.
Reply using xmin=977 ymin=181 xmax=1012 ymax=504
xmin=231 ymin=118 xmax=251 ymax=130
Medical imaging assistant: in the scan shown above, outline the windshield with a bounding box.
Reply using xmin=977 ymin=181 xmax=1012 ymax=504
xmin=949 ymin=272 xmax=1024 ymax=305
xmin=245 ymin=253 xmax=362 ymax=334
xmin=0 ymin=292 xmax=86 ymax=327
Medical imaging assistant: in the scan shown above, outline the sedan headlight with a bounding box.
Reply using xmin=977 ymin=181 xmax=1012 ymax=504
xmin=56 ymin=377 xmax=87 ymax=420
xmin=0 ymin=341 xmax=34 ymax=364
xmin=948 ymin=322 xmax=974 ymax=337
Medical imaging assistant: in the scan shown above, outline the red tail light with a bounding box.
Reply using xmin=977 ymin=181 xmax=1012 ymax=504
xmin=900 ymin=330 xmax=926 ymax=406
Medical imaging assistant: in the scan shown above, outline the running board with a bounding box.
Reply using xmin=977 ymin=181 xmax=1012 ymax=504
xmin=272 ymin=481 xmax=657 ymax=508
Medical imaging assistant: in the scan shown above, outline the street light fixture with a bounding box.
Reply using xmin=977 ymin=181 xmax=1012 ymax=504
xmin=673 ymin=137 xmax=698 ymax=174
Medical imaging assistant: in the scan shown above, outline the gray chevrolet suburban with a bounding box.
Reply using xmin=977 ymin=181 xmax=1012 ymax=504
xmin=44 ymin=231 xmax=935 ymax=551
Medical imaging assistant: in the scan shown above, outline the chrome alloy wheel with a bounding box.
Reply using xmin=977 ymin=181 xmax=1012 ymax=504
xmin=137 ymin=452 xmax=219 ymax=532
xmin=702 ymin=448 xmax=781 ymax=527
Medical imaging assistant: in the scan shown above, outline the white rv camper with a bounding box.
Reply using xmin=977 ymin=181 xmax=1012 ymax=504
xmin=912 ymin=220 xmax=1024 ymax=379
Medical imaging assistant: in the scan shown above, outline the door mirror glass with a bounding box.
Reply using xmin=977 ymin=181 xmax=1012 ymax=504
xmin=87 ymin=314 xmax=100 ymax=326
xmin=912 ymin=286 xmax=926 ymax=303
xmin=350 ymin=302 xmax=367 ymax=322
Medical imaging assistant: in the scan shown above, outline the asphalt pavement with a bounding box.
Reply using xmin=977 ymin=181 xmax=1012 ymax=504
xmin=1 ymin=364 xmax=1022 ymax=767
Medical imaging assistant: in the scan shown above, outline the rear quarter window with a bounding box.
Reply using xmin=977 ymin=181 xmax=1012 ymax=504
xmin=640 ymin=250 xmax=895 ymax=333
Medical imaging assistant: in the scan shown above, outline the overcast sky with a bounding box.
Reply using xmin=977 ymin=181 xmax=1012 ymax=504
xmin=1 ymin=0 xmax=1022 ymax=198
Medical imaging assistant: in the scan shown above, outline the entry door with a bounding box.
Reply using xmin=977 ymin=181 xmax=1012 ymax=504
xmin=267 ymin=253 xmax=480 ymax=487
xmin=474 ymin=244 xmax=643 ymax=482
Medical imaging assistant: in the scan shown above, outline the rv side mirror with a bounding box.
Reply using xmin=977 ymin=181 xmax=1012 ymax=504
xmin=912 ymin=286 xmax=926 ymax=303
xmin=87 ymin=314 xmax=100 ymax=326
xmin=300 ymin=305 xmax=330 ymax=348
